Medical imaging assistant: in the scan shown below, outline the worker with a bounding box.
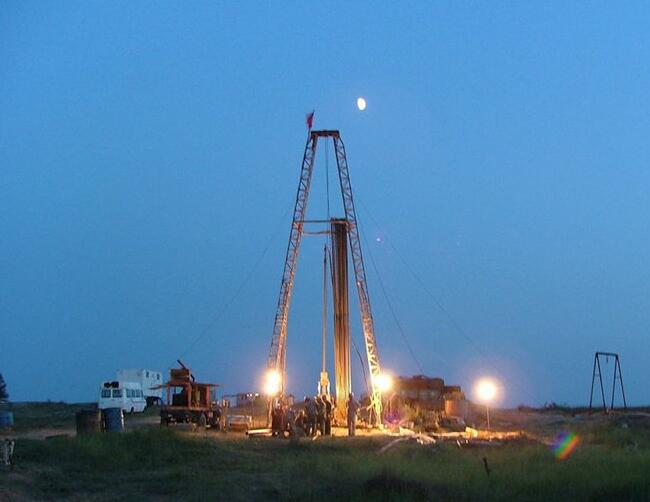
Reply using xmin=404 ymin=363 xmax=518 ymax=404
xmin=280 ymin=403 xmax=288 ymax=437
xmin=280 ymin=404 xmax=287 ymax=437
xmin=285 ymin=406 xmax=295 ymax=437
xmin=271 ymin=402 xmax=282 ymax=437
xmin=213 ymin=403 xmax=223 ymax=431
xmin=294 ymin=409 xmax=306 ymax=437
xmin=347 ymin=392 xmax=359 ymax=437
xmin=302 ymin=397 xmax=310 ymax=435
xmin=315 ymin=395 xmax=325 ymax=436
xmin=219 ymin=400 xmax=227 ymax=431
xmin=323 ymin=395 xmax=333 ymax=435
xmin=305 ymin=396 xmax=318 ymax=437
xmin=2 ymin=439 xmax=15 ymax=468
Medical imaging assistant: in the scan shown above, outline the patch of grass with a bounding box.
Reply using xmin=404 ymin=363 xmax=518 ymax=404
xmin=5 ymin=404 xmax=650 ymax=500
xmin=8 ymin=402 xmax=93 ymax=431
xmin=2 ymin=428 xmax=650 ymax=501
xmin=7 ymin=401 xmax=162 ymax=432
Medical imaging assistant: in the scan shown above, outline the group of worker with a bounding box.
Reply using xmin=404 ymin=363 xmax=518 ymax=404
xmin=270 ymin=392 xmax=360 ymax=438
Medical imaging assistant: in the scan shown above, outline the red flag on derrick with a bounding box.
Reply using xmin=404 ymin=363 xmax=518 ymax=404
xmin=306 ymin=110 xmax=314 ymax=130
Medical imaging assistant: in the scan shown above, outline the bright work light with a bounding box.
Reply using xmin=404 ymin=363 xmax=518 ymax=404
xmin=475 ymin=378 xmax=498 ymax=403
xmin=263 ymin=369 xmax=281 ymax=396
xmin=375 ymin=373 xmax=393 ymax=393
xmin=474 ymin=377 xmax=499 ymax=432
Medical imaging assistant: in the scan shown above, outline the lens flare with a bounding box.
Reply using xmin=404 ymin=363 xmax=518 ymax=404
xmin=552 ymin=431 xmax=579 ymax=460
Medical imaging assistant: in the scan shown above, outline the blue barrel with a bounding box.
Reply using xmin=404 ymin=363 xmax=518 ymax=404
xmin=102 ymin=407 xmax=124 ymax=433
xmin=0 ymin=410 xmax=14 ymax=429
xmin=76 ymin=409 xmax=102 ymax=434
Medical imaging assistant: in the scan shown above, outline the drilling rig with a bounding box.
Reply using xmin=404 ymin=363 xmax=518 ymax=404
xmin=265 ymin=129 xmax=386 ymax=424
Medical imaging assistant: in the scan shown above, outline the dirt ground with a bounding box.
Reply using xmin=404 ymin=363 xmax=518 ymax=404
xmin=488 ymin=407 xmax=650 ymax=441
xmin=1 ymin=413 xmax=159 ymax=441
xmin=4 ymin=405 xmax=649 ymax=442
xmin=2 ymin=406 xmax=650 ymax=501
xmin=4 ymin=403 xmax=650 ymax=466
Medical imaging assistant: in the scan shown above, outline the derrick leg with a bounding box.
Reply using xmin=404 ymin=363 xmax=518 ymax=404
xmin=267 ymin=134 xmax=319 ymax=382
xmin=332 ymin=135 xmax=383 ymax=423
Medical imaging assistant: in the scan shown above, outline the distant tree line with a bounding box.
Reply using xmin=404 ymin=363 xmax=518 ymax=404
xmin=0 ymin=373 xmax=8 ymax=401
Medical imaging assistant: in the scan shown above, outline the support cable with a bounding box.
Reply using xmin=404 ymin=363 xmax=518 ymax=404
xmin=359 ymin=225 xmax=425 ymax=375
xmin=178 ymin=207 xmax=291 ymax=361
xmin=325 ymin=138 xmax=331 ymax=220
xmin=352 ymin=338 xmax=369 ymax=394
xmin=322 ymin=244 xmax=328 ymax=374
xmin=323 ymin=139 xmax=331 ymax=377
xmin=357 ymin=198 xmax=541 ymax=404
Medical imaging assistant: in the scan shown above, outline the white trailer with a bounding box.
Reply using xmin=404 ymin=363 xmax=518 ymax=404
xmin=116 ymin=369 xmax=163 ymax=406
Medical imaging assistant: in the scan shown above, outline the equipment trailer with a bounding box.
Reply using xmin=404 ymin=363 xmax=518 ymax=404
xmin=159 ymin=361 xmax=222 ymax=429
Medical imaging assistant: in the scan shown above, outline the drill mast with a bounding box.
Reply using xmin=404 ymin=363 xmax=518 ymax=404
xmin=267 ymin=130 xmax=383 ymax=421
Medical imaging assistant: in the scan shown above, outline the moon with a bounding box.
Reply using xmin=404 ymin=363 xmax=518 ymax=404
xmin=357 ymin=97 xmax=367 ymax=111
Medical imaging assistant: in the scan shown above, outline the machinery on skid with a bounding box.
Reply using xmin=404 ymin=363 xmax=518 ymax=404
xmin=265 ymin=129 xmax=387 ymax=424
xmin=159 ymin=360 xmax=222 ymax=429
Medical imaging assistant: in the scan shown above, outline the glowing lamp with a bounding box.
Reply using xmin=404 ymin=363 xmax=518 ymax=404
xmin=474 ymin=377 xmax=499 ymax=432
xmin=475 ymin=378 xmax=497 ymax=403
xmin=263 ymin=369 xmax=282 ymax=396
xmin=374 ymin=373 xmax=393 ymax=393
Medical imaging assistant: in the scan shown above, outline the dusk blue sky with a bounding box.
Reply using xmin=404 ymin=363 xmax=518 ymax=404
xmin=2 ymin=2 xmax=649 ymax=406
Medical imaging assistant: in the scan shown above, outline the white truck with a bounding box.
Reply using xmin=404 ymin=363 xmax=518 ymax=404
xmin=116 ymin=369 xmax=163 ymax=407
